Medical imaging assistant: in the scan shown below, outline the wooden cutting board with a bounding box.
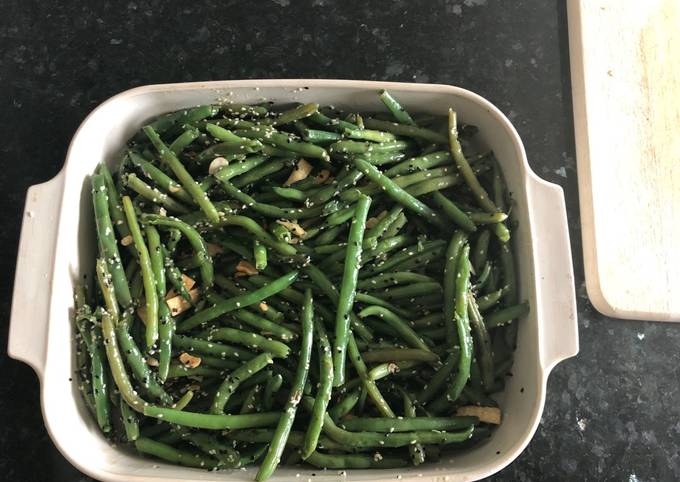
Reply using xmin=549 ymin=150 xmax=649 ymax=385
xmin=568 ymin=0 xmax=680 ymax=321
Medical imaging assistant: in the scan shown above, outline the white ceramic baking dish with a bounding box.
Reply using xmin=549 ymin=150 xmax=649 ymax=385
xmin=8 ymin=79 xmax=578 ymax=482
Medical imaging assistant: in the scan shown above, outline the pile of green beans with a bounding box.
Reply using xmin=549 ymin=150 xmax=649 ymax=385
xmin=74 ymin=91 xmax=529 ymax=479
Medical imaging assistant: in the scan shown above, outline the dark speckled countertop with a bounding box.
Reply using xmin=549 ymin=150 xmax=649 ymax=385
xmin=1 ymin=1 xmax=679 ymax=481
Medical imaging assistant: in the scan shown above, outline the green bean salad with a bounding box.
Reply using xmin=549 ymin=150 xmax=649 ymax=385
xmin=74 ymin=90 xmax=529 ymax=479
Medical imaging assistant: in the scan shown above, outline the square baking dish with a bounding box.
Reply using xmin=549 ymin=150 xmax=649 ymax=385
xmin=8 ymin=79 xmax=578 ymax=481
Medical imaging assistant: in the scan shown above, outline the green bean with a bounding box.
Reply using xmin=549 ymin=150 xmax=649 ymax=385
xmin=364 ymin=206 xmax=403 ymax=245
xmin=167 ymin=364 xmax=223 ymax=379
xmin=399 ymin=389 xmax=426 ymax=466
xmin=269 ymin=222 xmax=293 ymax=243
xmin=120 ymin=395 xmax=139 ymax=441
xmin=468 ymin=294 xmax=494 ymax=389
xmin=352 ymin=158 xmax=448 ymax=230
xmin=347 ymin=333 xmax=394 ymax=417
xmin=200 ymin=327 xmax=290 ymax=359
xmin=379 ymin=90 xmax=416 ymax=125
xmin=477 ymin=286 xmax=508 ymax=312
xmin=330 ymin=139 xmax=411 ymax=155
xmin=145 ymin=226 xmax=172 ymax=382
xmin=144 ymin=125 xmax=221 ymax=224
xmin=499 ymin=242 xmax=518 ymax=304
xmin=128 ymin=152 xmax=194 ymax=205
xmin=91 ymin=174 xmax=132 ymax=308
xmin=382 ymin=211 xmax=408 ymax=238
xmin=236 ymin=444 xmax=268 ymax=468
xmin=141 ymin=214 xmax=214 ymax=288
xmin=361 ymin=239 xmax=446 ymax=276
xmin=417 ymin=351 xmax=458 ymax=405
xmin=197 ymin=355 xmax=240 ymax=370
xmin=172 ymin=334 xmax=254 ymax=360
xmin=89 ymin=323 xmax=111 ymax=433
xmin=448 ymin=110 xmax=497 ymax=213
xmin=307 ymin=168 xmax=364 ymax=206
xmin=116 ymin=313 xmax=173 ymax=404
xmin=265 ymin=102 xmax=319 ymax=126
xmin=358 ymin=272 xmax=435 ymax=290
xmin=446 ymin=245 xmax=473 ymax=402
xmin=376 ymin=282 xmax=442 ymax=301
xmin=271 ymin=186 xmax=307 ymax=202
xmin=367 ymin=361 xmax=420 ymax=381
xmin=301 ymin=128 xmax=343 ymax=144
xmin=310 ymin=402 xmax=474 ymax=448
xmin=385 ymin=151 xmax=451 ymax=177
xmin=431 ymin=191 xmax=476 ymax=232
xmin=405 ymin=175 xmax=460 ymax=197
xmin=301 ymin=317 xmax=334 ymax=459
xmin=263 ymin=373 xmax=284 ymax=410
xmin=308 ymin=110 xmax=358 ymax=132
xmin=217 ymin=177 xmax=323 ymax=219
xmin=344 ymin=128 xmax=396 ymax=143
xmin=121 ymin=196 xmax=158 ymax=348
xmin=100 ymin=306 xmax=148 ymax=412
xmin=96 ymin=163 xmax=133 ymax=245
xmin=196 ymin=142 xmax=259 ymax=164
xmin=323 ymin=203 xmax=355 ymax=227
xmin=178 ymin=271 xmax=298 ymax=331
xmin=493 ymin=221 xmax=511 ymax=243
xmin=363 ymin=117 xmax=447 ymax=144
xmin=328 ymin=387 xmax=362 ymax=421
xmin=234 ymin=127 xmax=330 ymax=161
xmin=214 ymin=277 xmax=287 ymax=324
xmin=144 ymin=405 xmax=281 ymax=430
xmin=340 ymin=165 xmax=456 ymax=202
xmin=340 ymin=416 xmax=476 ymax=433
xmin=134 ymin=437 xmax=220 ymax=469
xmin=213 ymin=215 xmax=297 ymax=256
xmin=204 ymin=123 xmax=259 ymax=146
xmin=443 ymin=231 xmax=467 ymax=343
xmin=179 ymin=430 xmax=240 ymax=467
xmin=210 ymin=352 xmax=274 ymax=414
xmin=332 ymin=195 xmax=371 ymax=386
xmin=484 ymin=302 xmax=530 ymax=329
xmin=213 ymin=156 xmax=269 ymax=182
xmin=360 ymin=234 xmax=414 ymax=266
xmin=169 ymin=127 xmax=200 ymax=154
xmin=472 ymin=229 xmax=491 ymax=273
xmin=361 ymin=349 xmax=438 ymax=363
xmin=307 ymin=450 xmax=407 ymax=469
xmin=408 ymin=314 xmax=441 ymax=330
xmin=223 ymin=103 xmax=268 ymax=118
xmin=468 ymin=211 xmax=508 ymax=224
xmin=256 ymin=289 xmax=313 ymax=481
xmin=358 ymin=307 xmax=430 ymax=351
xmin=356 ymin=292 xmax=416 ymax=317
xmin=163 ymin=249 xmax=192 ymax=303
xmin=146 ymin=104 xmax=218 ymax=135
xmin=232 ymin=309 xmax=295 ymax=342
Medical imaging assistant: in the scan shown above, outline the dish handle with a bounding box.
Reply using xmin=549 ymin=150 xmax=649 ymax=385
xmin=8 ymin=172 xmax=65 ymax=380
xmin=527 ymin=176 xmax=579 ymax=370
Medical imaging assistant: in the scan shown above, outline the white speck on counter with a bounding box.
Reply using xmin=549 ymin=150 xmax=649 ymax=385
xmin=452 ymin=4 xmax=462 ymax=16
xmin=26 ymin=210 xmax=35 ymax=218
xmin=637 ymin=332 xmax=645 ymax=340
xmin=555 ymin=166 xmax=567 ymax=178
xmin=577 ymin=418 xmax=587 ymax=432
xmin=629 ymin=474 xmax=639 ymax=482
